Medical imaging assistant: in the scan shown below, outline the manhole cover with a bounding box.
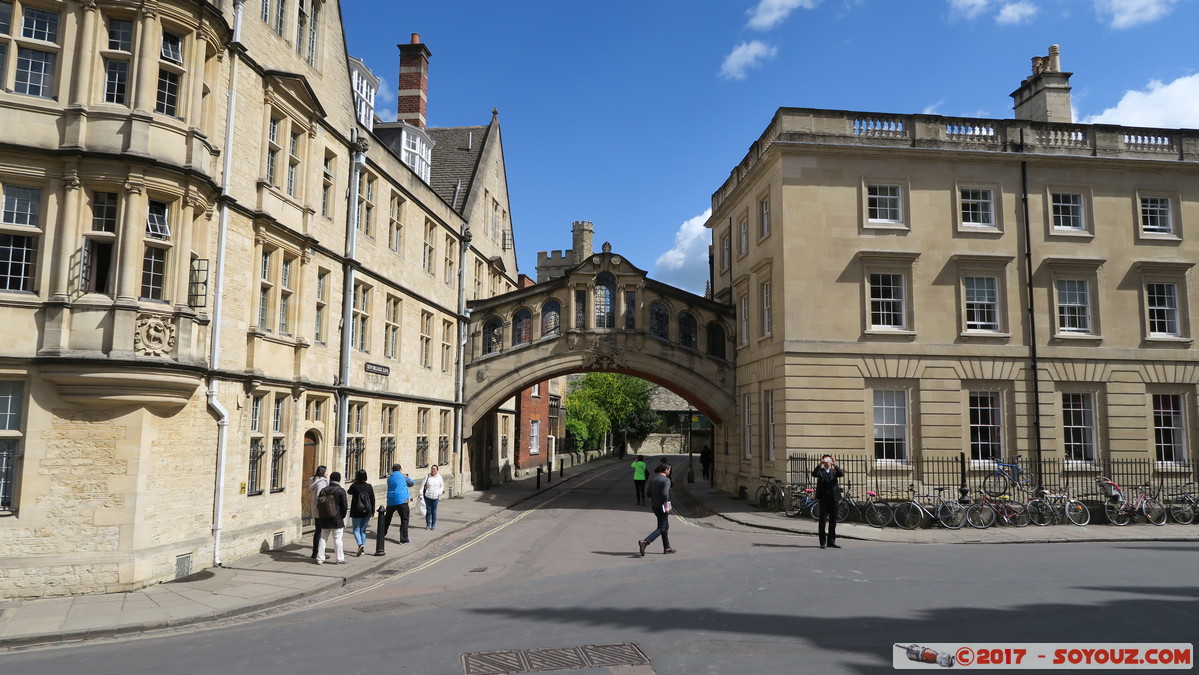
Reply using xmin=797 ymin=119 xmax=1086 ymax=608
xmin=461 ymin=642 xmax=649 ymax=674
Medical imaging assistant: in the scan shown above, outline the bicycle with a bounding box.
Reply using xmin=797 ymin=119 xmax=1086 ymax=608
xmin=835 ymin=483 xmax=894 ymax=528
xmin=965 ymin=491 xmax=1030 ymax=528
xmin=1098 ymin=477 xmax=1166 ymax=526
xmin=1163 ymin=482 xmax=1196 ymax=525
xmin=981 ymin=455 xmax=1032 ymax=496
xmin=754 ymin=475 xmax=786 ymax=512
xmin=893 ymin=484 xmax=966 ymax=530
xmin=783 ymin=485 xmax=822 ymax=520
xmin=1026 ymin=488 xmax=1090 ymax=527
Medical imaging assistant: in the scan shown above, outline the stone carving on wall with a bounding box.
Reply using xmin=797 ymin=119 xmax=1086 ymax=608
xmin=133 ymin=314 xmax=175 ymax=357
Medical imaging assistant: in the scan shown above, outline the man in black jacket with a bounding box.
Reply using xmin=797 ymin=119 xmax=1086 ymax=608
xmin=638 ymin=464 xmax=677 ymax=556
xmin=811 ymin=455 xmax=844 ymax=549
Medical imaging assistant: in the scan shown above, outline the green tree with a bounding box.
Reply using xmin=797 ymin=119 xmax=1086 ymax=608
xmin=564 ymin=373 xmax=660 ymax=449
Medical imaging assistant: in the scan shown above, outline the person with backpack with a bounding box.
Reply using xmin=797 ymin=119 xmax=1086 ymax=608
xmin=375 ymin=463 xmax=414 ymax=555
xmin=346 ymin=469 xmax=376 ymax=557
xmin=315 ymin=471 xmax=348 ymax=564
xmin=307 ymin=465 xmax=328 ymax=560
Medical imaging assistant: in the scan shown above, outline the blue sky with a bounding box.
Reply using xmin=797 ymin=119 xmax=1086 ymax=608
xmin=342 ymin=0 xmax=1199 ymax=294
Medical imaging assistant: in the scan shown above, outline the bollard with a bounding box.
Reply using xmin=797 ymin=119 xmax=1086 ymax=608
xmin=560 ymin=457 xmax=564 ymax=478
xmin=373 ymin=505 xmax=388 ymax=556
xmin=536 ymin=466 xmax=542 ymax=490
xmin=546 ymin=462 xmax=551 ymax=483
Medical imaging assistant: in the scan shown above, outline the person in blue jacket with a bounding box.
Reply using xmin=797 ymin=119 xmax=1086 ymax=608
xmin=375 ymin=463 xmax=414 ymax=555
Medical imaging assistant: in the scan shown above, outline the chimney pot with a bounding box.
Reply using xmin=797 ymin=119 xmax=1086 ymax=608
xmin=411 ymin=33 xmax=420 ymax=44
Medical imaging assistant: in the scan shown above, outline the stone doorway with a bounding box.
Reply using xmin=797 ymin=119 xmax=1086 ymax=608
xmin=302 ymin=431 xmax=319 ymax=517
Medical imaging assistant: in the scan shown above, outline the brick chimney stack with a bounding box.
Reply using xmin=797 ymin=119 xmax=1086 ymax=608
xmin=397 ymin=33 xmax=432 ymax=128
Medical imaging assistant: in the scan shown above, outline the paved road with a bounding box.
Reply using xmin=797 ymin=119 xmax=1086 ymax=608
xmin=2 ymin=462 xmax=1195 ymax=674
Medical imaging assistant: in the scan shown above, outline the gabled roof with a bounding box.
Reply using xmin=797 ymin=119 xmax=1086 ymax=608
xmin=425 ymin=124 xmax=489 ymax=212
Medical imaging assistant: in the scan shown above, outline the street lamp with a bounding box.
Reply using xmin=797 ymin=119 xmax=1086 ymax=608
xmin=683 ymin=408 xmax=695 ymax=483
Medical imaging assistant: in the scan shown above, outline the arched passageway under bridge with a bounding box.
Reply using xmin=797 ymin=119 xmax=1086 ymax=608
xmin=462 ymin=247 xmax=736 ymax=488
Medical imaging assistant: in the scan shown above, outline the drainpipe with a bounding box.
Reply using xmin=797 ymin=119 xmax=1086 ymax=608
xmin=1019 ymin=129 xmax=1045 ymax=493
xmin=208 ymin=0 xmax=245 ymax=568
xmin=338 ymin=133 xmax=367 ymax=472
xmin=454 ymin=226 xmax=472 ymax=490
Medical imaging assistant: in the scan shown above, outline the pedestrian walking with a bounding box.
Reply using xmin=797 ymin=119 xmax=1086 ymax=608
xmin=699 ymin=445 xmax=712 ymax=480
xmin=307 ymin=465 xmax=328 ymax=559
xmin=315 ymin=471 xmax=348 ymax=564
xmin=637 ymin=463 xmax=677 ymax=556
xmin=375 ymin=463 xmax=414 ymax=555
xmin=421 ymin=464 xmax=445 ymax=530
xmin=630 ymin=455 xmax=648 ymax=505
xmin=346 ymin=468 xmax=375 ymax=557
xmin=811 ymin=454 xmax=844 ymax=549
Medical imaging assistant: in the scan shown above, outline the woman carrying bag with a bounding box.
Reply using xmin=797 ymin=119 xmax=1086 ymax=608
xmin=346 ymin=469 xmax=376 ymax=557
xmin=421 ymin=464 xmax=445 ymax=530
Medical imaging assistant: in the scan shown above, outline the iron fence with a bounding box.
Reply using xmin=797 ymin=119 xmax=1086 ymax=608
xmin=786 ymin=453 xmax=1196 ymax=503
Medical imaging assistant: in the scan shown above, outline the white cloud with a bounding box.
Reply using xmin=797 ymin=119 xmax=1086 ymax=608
xmin=923 ymin=100 xmax=944 ymax=115
xmin=746 ymin=0 xmax=819 ymax=30
xmin=1081 ymin=73 xmax=1199 ymax=128
xmin=653 ymin=209 xmax=712 ymax=295
xmin=996 ymin=1 xmax=1038 ymax=24
xmin=1095 ymin=0 xmax=1178 ymax=29
xmin=374 ymin=78 xmax=397 ymax=122
xmin=948 ymin=0 xmax=991 ymax=19
xmin=719 ymin=41 xmax=778 ymax=80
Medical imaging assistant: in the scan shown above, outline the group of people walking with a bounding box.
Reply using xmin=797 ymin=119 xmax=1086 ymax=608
xmin=308 ymin=463 xmax=446 ymax=564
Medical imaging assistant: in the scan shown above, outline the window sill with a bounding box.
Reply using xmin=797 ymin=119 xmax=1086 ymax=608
xmin=960 ymin=330 xmax=1011 ymax=340
xmin=1155 ymin=462 xmax=1192 ymax=472
xmin=1062 ymin=460 xmax=1098 ymax=470
xmin=864 ymin=329 xmax=916 ymax=340
xmin=958 ymin=225 xmax=1002 ymax=235
xmin=1052 ymin=333 xmax=1101 ymax=343
xmin=1137 ymin=232 xmax=1181 ymax=243
xmin=873 ymin=460 xmax=911 ymax=470
xmin=1145 ymin=335 xmax=1192 ymax=345
xmin=1049 ymin=229 xmax=1094 ymax=239
xmin=864 ymin=222 xmax=908 ymax=231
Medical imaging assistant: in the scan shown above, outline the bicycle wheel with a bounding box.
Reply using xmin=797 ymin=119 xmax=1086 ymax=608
xmin=1005 ymin=503 xmax=1031 ymax=527
xmin=783 ymin=493 xmax=803 ymax=518
xmin=965 ymin=503 xmax=996 ymax=529
xmin=755 ymin=486 xmax=770 ymax=509
xmin=836 ymin=500 xmax=852 ymax=523
xmin=1027 ymin=499 xmax=1054 ymax=526
xmin=809 ymin=500 xmax=822 ymax=521
xmin=1105 ymin=501 xmax=1132 ymax=526
xmin=982 ymin=473 xmax=1008 ymax=496
xmin=1169 ymin=500 xmax=1195 ymax=525
xmin=864 ymin=501 xmax=893 ymax=528
xmin=1064 ymin=500 xmax=1091 ymax=526
xmin=935 ymin=501 xmax=966 ymax=529
xmin=1142 ymin=499 xmax=1167 ymax=526
xmin=893 ymin=502 xmax=924 ymax=530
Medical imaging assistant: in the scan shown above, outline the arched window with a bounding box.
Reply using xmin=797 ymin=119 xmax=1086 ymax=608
xmin=707 ymin=322 xmax=726 ymax=359
xmin=541 ymin=300 xmax=561 ymax=336
xmin=512 ymin=309 xmax=532 ymax=345
xmin=482 ymin=318 xmax=503 ymax=355
xmin=650 ymin=302 xmax=670 ymax=340
xmin=679 ymin=312 xmax=698 ymax=349
xmin=594 ymin=272 xmax=616 ymax=328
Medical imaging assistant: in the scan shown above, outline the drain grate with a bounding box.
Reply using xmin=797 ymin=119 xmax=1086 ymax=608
xmin=461 ymin=642 xmax=649 ymax=674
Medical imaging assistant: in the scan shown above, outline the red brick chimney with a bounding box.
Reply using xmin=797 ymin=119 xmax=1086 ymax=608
xmin=397 ymin=33 xmax=432 ymax=128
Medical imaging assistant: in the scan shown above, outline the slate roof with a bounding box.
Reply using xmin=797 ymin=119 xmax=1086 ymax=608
xmin=426 ymin=125 xmax=489 ymax=213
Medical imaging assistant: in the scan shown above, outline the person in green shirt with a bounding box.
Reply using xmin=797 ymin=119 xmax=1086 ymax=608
xmin=631 ymin=455 xmax=648 ymax=505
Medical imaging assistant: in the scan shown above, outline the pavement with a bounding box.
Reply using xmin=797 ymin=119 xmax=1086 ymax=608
xmin=1 ymin=455 xmax=1195 ymax=649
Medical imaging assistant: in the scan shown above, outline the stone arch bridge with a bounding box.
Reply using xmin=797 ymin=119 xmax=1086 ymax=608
xmin=463 ymin=248 xmax=735 ymax=480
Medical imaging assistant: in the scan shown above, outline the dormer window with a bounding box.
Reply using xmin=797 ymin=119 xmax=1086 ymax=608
xmin=401 ymin=127 xmax=432 ymax=183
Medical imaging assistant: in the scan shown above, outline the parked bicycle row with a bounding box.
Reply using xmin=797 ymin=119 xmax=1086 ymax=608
xmin=752 ymin=474 xmax=1199 ymax=529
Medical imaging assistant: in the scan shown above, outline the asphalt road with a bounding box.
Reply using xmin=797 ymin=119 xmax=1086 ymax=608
xmin=2 ymin=461 xmax=1196 ymax=674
